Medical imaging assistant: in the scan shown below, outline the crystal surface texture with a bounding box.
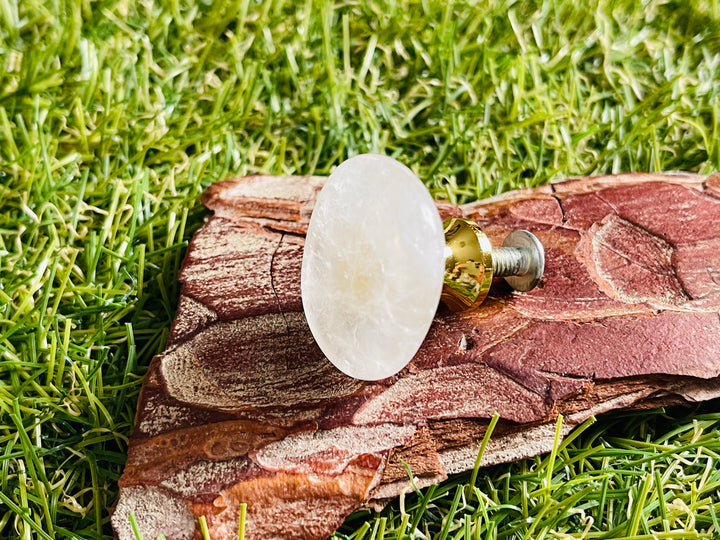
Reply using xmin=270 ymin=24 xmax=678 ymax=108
xmin=301 ymin=154 xmax=445 ymax=380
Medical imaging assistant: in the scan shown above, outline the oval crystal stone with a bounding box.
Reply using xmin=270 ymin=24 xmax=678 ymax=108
xmin=301 ymin=154 xmax=445 ymax=380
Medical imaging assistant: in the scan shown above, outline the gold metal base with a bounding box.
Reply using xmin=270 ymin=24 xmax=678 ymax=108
xmin=441 ymin=218 xmax=494 ymax=311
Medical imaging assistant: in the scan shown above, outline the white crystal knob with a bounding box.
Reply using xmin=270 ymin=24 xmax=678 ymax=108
xmin=301 ymin=154 xmax=446 ymax=381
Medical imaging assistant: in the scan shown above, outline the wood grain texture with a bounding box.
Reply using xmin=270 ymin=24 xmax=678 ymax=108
xmin=112 ymin=172 xmax=720 ymax=540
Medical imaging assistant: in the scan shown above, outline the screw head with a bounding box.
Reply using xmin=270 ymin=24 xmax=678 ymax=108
xmin=501 ymin=230 xmax=545 ymax=292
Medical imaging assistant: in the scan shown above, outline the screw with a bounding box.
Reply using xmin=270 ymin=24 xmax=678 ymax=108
xmin=492 ymin=229 xmax=545 ymax=292
xmin=442 ymin=219 xmax=545 ymax=311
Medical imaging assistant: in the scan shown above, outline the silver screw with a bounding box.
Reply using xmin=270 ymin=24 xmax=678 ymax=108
xmin=492 ymin=230 xmax=545 ymax=292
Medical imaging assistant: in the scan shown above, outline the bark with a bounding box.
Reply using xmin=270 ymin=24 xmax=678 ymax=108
xmin=112 ymin=172 xmax=720 ymax=540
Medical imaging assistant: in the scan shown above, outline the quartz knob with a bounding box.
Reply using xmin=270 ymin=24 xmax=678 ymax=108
xmin=301 ymin=154 xmax=544 ymax=381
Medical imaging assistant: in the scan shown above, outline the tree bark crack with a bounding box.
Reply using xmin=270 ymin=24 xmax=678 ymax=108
xmin=592 ymin=217 xmax=693 ymax=303
xmin=549 ymin=184 xmax=567 ymax=225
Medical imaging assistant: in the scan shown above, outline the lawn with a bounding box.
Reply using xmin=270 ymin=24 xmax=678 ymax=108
xmin=1 ymin=0 xmax=719 ymax=538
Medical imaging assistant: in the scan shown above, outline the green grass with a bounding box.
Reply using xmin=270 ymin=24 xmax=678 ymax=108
xmin=0 ymin=0 xmax=719 ymax=538
xmin=334 ymin=406 xmax=720 ymax=540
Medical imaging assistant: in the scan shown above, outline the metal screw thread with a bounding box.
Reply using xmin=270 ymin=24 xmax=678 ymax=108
xmin=492 ymin=247 xmax=531 ymax=277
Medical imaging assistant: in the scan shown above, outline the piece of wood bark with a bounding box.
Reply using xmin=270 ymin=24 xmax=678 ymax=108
xmin=112 ymin=172 xmax=720 ymax=540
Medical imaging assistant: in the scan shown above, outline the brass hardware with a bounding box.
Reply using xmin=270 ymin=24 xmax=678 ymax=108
xmin=442 ymin=219 xmax=494 ymax=311
xmin=442 ymin=218 xmax=545 ymax=311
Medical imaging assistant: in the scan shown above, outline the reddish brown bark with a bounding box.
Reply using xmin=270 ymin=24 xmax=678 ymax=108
xmin=112 ymin=172 xmax=720 ymax=540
